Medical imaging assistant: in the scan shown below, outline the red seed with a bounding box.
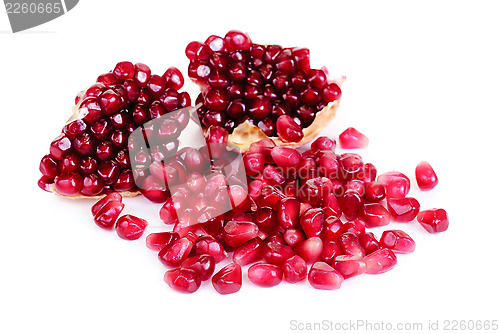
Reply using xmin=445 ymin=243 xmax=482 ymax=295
xmin=415 ymin=161 xmax=439 ymax=190
xmin=365 ymin=248 xmax=397 ymax=274
xmin=94 ymin=201 xmax=124 ymax=229
xmin=248 ymin=263 xmax=283 ymax=287
xmin=338 ymin=232 xmax=366 ymax=258
xmin=338 ymin=190 xmax=363 ymax=221
xmin=276 ymin=115 xmax=304 ymax=142
xmin=158 ymin=232 xmax=196 ymax=267
xmin=377 ymin=171 xmax=411 ymax=189
xmin=365 ymin=181 xmax=386 ymax=202
xmin=333 ymin=255 xmax=367 ymax=278
xmin=299 ymin=208 xmax=325 ymax=238
xmin=193 ymin=235 xmax=228 ymax=263
xmin=417 ymin=208 xmax=449 ymax=233
xmin=380 ymin=230 xmax=415 ymax=254
xmin=212 ymin=263 xmax=243 ymax=295
xmin=270 ymin=146 xmax=303 ymax=168
xmin=233 ymin=237 xmax=264 ymax=266
xmin=164 ymin=267 xmax=201 ymax=293
xmin=263 ymin=242 xmax=294 ymax=266
xmin=322 ymin=193 xmax=342 ymax=219
xmin=146 ymin=232 xmax=179 ymax=251
xmin=322 ymin=216 xmax=344 ymax=242
xmin=91 ymin=192 xmax=122 ymax=216
xmin=282 ymin=228 xmax=306 ymax=247
xmin=339 ymin=127 xmax=369 ymax=149
xmin=359 ymin=203 xmax=391 ymax=228
xmin=358 ymin=232 xmax=380 ymax=254
xmin=223 ymin=221 xmax=259 ymax=248
xmin=294 ymin=237 xmax=323 ymax=264
xmin=275 ymin=197 xmax=300 ymax=229
xmin=115 ymin=215 xmax=148 ymax=240
xmin=311 ymin=136 xmax=336 ymax=152
xmin=308 ymin=262 xmax=344 ymax=290
xmin=340 ymin=219 xmax=366 ymax=236
xmin=181 ymin=254 xmax=215 ymax=281
xmin=243 ymin=152 xmax=265 ymax=176
xmin=386 ymin=176 xmax=410 ymax=199
xmin=320 ymin=241 xmax=344 ymax=265
xmin=252 ymin=207 xmax=279 ymax=234
xmin=387 ymin=197 xmax=420 ymax=222
xmin=282 ymin=255 xmax=307 ymax=283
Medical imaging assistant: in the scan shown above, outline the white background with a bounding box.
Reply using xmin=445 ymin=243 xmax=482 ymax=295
xmin=1 ymin=1 xmax=499 ymax=333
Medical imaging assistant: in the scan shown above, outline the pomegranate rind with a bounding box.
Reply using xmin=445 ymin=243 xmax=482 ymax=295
xmin=228 ymin=99 xmax=340 ymax=152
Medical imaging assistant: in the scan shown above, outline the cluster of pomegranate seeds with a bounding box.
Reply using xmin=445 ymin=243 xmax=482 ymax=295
xmin=186 ymin=30 xmax=341 ymax=141
xmin=38 ymin=61 xmax=190 ymax=197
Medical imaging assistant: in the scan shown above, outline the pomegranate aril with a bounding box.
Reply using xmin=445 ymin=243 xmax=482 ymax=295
xmin=339 ymin=153 xmax=364 ymax=180
xmin=338 ymin=189 xmax=363 ymax=221
xmin=322 ymin=216 xmax=344 ymax=242
xmin=333 ymin=255 xmax=367 ymax=278
xmin=222 ymin=221 xmax=259 ymax=248
xmin=164 ymin=267 xmax=201 ymax=294
xmin=339 ymin=127 xmax=369 ymax=149
xmin=308 ymin=262 xmax=344 ymax=290
xmin=322 ymin=83 xmax=342 ymax=102
xmin=276 ymin=115 xmax=304 ymax=142
xmin=386 ymin=176 xmax=410 ymax=199
xmin=359 ymin=203 xmax=391 ymax=228
xmin=146 ymin=232 xmax=179 ymax=251
xmin=299 ymin=177 xmax=333 ymax=206
xmin=320 ymin=241 xmax=343 ymax=265
xmin=415 ymin=161 xmax=439 ymax=190
xmin=257 ymin=185 xmax=286 ymax=208
xmin=54 ymin=172 xmax=83 ymax=196
xmin=282 ymin=255 xmax=307 ymax=283
xmin=338 ymin=232 xmax=366 ymax=258
xmin=417 ymin=208 xmax=449 ymax=233
xmin=205 ymin=125 xmax=228 ymax=159
xmin=233 ymin=237 xmax=264 ymax=266
xmin=113 ymin=61 xmax=134 ymax=80
xmin=340 ymin=219 xmax=366 ymax=236
xmin=377 ymin=171 xmax=411 ymax=189
xmin=283 ymin=228 xmax=306 ymax=247
xmin=365 ymin=181 xmax=386 ymax=202
xmin=322 ymin=193 xmax=342 ymax=219
xmin=380 ymin=230 xmax=416 ymax=254
xmin=263 ymin=242 xmax=294 ymax=266
xmin=299 ymin=208 xmax=325 ymax=238
xmin=248 ymin=263 xmax=283 ymax=287
xmin=212 ymin=263 xmax=242 ymax=295
xmin=252 ymin=207 xmax=278 ymax=234
xmin=295 ymin=237 xmax=323 ymax=264
xmin=243 ymin=152 xmax=265 ymax=176
xmin=158 ymin=233 xmax=197 ymax=267
xmin=311 ymin=136 xmax=336 ymax=152
xmin=91 ymin=192 xmax=122 ymax=215
xmin=365 ymin=248 xmax=397 ymax=274
xmin=93 ymin=201 xmax=124 ymax=229
xmin=275 ymin=197 xmax=300 ymax=229
xmin=181 ymin=254 xmax=215 ymax=281
xmin=262 ymin=165 xmax=285 ymax=185
xmin=81 ymin=174 xmax=105 ymax=195
xmin=387 ymin=197 xmax=420 ymax=222
xmin=40 ymin=155 xmax=59 ymax=178
xmin=359 ymin=232 xmax=380 ymax=254
xmin=194 ymin=235 xmax=227 ymax=263
xmin=270 ymin=146 xmax=302 ymax=168
xmin=115 ymin=215 xmax=148 ymax=240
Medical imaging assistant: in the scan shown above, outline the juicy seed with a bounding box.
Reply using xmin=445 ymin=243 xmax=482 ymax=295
xmin=212 ymin=263 xmax=243 ymax=295
xmin=415 ymin=161 xmax=439 ymax=190
xmin=380 ymin=230 xmax=416 ymax=254
xmin=339 ymin=127 xmax=369 ymax=149
xmin=282 ymin=255 xmax=308 ymax=283
xmin=417 ymin=208 xmax=449 ymax=233
xmin=248 ymin=263 xmax=283 ymax=287
xmin=115 ymin=215 xmax=148 ymax=240
xmin=308 ymin=262 xmax=344 ymax=290
xmin=164 ymin=268 xmax=201 ymax=293
xmin=365 ymin=248 xmax=397 ymax=274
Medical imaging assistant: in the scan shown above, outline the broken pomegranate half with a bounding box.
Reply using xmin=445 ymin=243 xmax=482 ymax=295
xmin=186 ymin=30 xmax=343 ymax=151
xmin=38 ymin=62 xmax=190 ymax=198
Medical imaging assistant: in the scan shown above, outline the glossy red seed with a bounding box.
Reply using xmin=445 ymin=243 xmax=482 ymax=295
xmin=248 ymin=263 xmax=283 ymax=287
xmin=333 ymin=255 xmax=367 ymax=278
xmin=338 ymin=232 xmax=366 ymax=258
xmin=134 ymin=63 xmax=151 ymax=86
xmin=223 ymin=221 xmax=259 ymax=248
xmin=39 ymin=155 xmax=59 ymax=178
xmin=338 ymin=189 xmax=363 ymax=220
xmin=386 ymin=176 xmax=410 ymax=199
xmin=91 ymin=192 xmax=122 ymax=216
xmin=358 ymin=232 xmax=380 ymax=254
xmin=415 ymin=161 xmax=439 ymax=190
xmin=146 ymin=232 xmax=180 ymax=251
xmin=340 ymin=219 xmax=366 ymax=236
xmin=270 ymin=146 xmax=302 ymax=168
xmin=276 ymin=115 xmax=304 ymax=142
xmin=283 ymin=228 xmax=306 ymax=247
xmin=116 ymin=215 xmax=148 ymax=240
xmin=54 ymin=172 xmax=83 ymax=196
xmin=181 ymin=254 xmax=215 ymax=281
xmin=338 ymin=153 xmax=364 ymax=180
xmin=387 ymin=197 xmax=420 ymax=222
xmin=212 ymin=263 xmax=242 ymax=294
xmin=365 ymin=248 xmax=398 ymax=274
xmin=359 ymin=203 xmax=391 ymax=228
xmin=380 ymin=230 xmax=415 ymax=254
xmin=194 ymin=235 xmax=228 ymax=263
xmin=311 ymin=136 xmax=336 ymax=152
xmin=113 ymin=61 xmax=135 ymax=80
xmin=365 ymin=181 xmax=386 ymax=202
xmin=164 ymin=268 xmax=201 ymax=293
xmin=282 ymin=255 xmax=307 ymax=283
xmin=94 ymin=201 xmax=124 ymax=229
xmin=417 ymin=208 xmax=449 ymax=233
xmin=257 ymin=185 xmax=286 ymax=208
xmin=308 ymin=262 xmax=344 ymax=290
xmin=275 ymin=197 xmax=300 ymax=229
xmin=162 ymin=67 xmax=184 ymax=90
xmin=263 ymin=242 xmax=294 ymax=266
xmin=322 ymin=216 xmax=344 ymax=242
xmin=224 ymin=30 xmax=251 ymax=51
xmin=320 ymin=241 xmax=343 ymax=265
xmin=300 ymin=208 xmax=325 ymax=238
xmin=252 ymin=207 xmax=278 ymax=234
xmin=339 ymin=127 xmax=369 ymax=149
xmin=158 ymin=233 xmax=197 ymax=267
xmin=322 ymin=83 xmax=342 ymax=102
xmin=233 ymin=237 xmax=264 ymax=266
xmin=322 ymin=193 xmax=342 ymax=219
xmin=205 ymin=125 xmax=228 ymax=159
xmin=377 ymin=171 xmax=411 ymax=189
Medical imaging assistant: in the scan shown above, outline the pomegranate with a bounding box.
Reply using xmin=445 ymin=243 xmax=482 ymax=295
xmin=186 ymin=30 xmax=343 ymax=151
xmin=38 ymin=61 xmax=190 ymax=198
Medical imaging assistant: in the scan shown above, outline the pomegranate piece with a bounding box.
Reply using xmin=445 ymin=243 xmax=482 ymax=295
xmin=276 ymin=115 xmax=304 ymax=142
xmin=417 ymin=208 xmax=449 ymax=233
xmin=340 ymin=219 xmax=366 ymax=236
xmin=283 ymin=228 xmax=306 ymax=247
xmin=193 ymin=235 xmax=228 ymax=263
xmin=270 ymin=146 xmax=303 ymax=169
xmin=294 ymin=237 xmax=323 ymax=264
xmin=387 ymin=197 xmax=420 ymax=222
xmin=322 ymin=193 xmax=342 ymax=219
xmin=282 ymin=255 xmax=308 ymax=283
xmin=181 ymin=254 xmax=215 ymax=281
xmin=415 ymin=161 xmax=439 ymax=190
xmin=308 ymin=262 xmax=344 ymax=290
xmin=385 ymin=176 xmax=410 ymax=199
xmin=164 ymin=268 xmax=201 ymax=293
xmin=252 ymin=207 xmax=279 ymax=234
xmin=275 ymin=197 xmax=300 ymax=229
xmin=146 ymin=232 xmax=179 ymax=251
xmin=223 ymin=221 xmax=259 ymax=247
xmin=322 ymin=216 xmax=344 ymax=242
xmin=115 ymin=215 xmax=148 ymax=240
xmin=248 ymin=263 xmax=283 ymax=287
xmin=380 ymin=230 xmax=416 ymax=254
xmin=364 ymin=248 xmax=397 ymax=274
xmin=339 ymin=127 xmax=369 ymax=149
xmin=358 ymin=232 xmax=380 ymax=254
xmin=377 ymin=171 xmax=411 ymax=189
xmin=333 ymin=255 xmax=367 ymax=278
xmin=338 ymin=190 xmax=363 ymax=221
xmin=359 ymin=203 xmax=391 ymax=228
xmin=212 ymin=263 xmax=243 ymax=294
xmin=233 ymin=237 xmax=264 ymax=266
xmin=320 ymin=241 xmax=343 ymax=265
xmin=365 ymin=181 xmax=386 ymax=202
xmin=91 ymin=192 xmax=122 ymax=216
xmin=311 ymin=136 xmax=336 ymax=152
xmin=94 ymin=201 xmax=125 ymax=229
xmin=158 ymin=232 xmax=196 ymax=267
xmin=243 ymin=152 xmax=265 ymax=176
